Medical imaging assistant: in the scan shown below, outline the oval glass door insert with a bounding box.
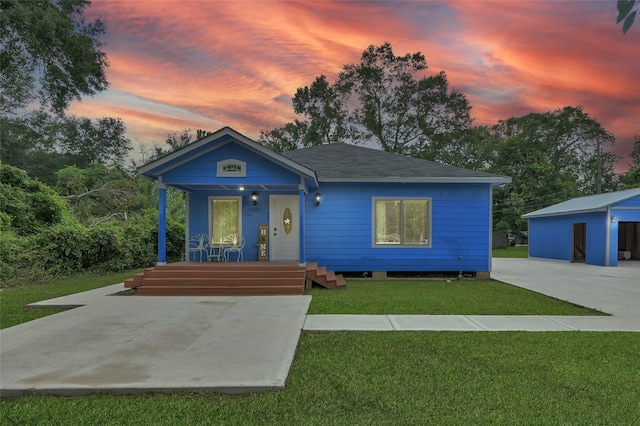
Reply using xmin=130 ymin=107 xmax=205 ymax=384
xmin=283 ymin=207 xmax=293 ymax=235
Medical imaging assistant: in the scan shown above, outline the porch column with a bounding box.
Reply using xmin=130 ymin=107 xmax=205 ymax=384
xmin=157 ymin=181 xmax=167 ymax=265
xmin=299 ymin=187 xmax=305 ymax=267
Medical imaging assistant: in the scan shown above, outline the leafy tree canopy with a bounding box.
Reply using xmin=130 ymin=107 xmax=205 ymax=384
xmin=489 ymin=106 xmax=620 ymax=234
xmin=0 ymin=110 xmax=132 ymax=185
xmin=621 ymin=135 xmax=640 ymax=188
xmin=259 ymin=42 xmax=472 ymax=156
xmin=0 ymin=0 xmax=108 ymax=115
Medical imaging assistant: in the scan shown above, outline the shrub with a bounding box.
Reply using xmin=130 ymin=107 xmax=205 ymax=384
xmin=0 ymin=164 xmax=70 ymax=235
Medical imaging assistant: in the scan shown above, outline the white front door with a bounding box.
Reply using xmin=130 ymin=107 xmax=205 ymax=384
xmin=269 ymin=195 xmax=299 ymax=261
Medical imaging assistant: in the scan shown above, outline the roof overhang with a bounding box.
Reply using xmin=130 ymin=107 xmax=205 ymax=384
xmin=522 ymin=207 xmax=608 ymax=219
xmin=318 ymin=177 xmax=512 ymax=185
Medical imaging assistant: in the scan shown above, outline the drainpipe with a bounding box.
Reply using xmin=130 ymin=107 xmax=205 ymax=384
xmin=157 ymin=179 xmax=167 ymax=266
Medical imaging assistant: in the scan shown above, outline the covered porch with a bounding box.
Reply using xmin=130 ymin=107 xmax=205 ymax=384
xmin=137 ymin=127 xmax=320 ymax=267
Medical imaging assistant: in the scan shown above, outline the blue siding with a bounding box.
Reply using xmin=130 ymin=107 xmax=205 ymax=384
xmin=528 ymin=212 xmax=610 ymax=266
xmin=613 ymin=195 xmax=640 ymax=208
xmin=528 ymin=217 xmax=572 ymax=261
xmin=188 ymin=190 xmax=297 ymax=262
xmin=163 ymin=143 xmax=301 ymax=186
xmin=304 ymin=182 xmax=492 ymax=272
xmin=177 ymin=141 xmax=496 ymax=270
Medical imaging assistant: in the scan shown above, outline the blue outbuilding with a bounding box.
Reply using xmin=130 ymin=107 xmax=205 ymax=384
xmin=523 ymin=188 xmax=640 ymax=266
xmin=139 ymin=126 xmax=511 ymax=276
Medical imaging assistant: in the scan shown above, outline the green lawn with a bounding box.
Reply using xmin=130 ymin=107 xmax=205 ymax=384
xmin=493 ymin=245 xmax=529 ymax=258
xmin=2 ymin=271 xmax=638 ymax=424
xmin=0 ymin=270 xmax=142 ymax=329
xmin=308 ymin=280 xmax=603 ymax=315
xmin=2 ymin=332 xmax=639 ymax=425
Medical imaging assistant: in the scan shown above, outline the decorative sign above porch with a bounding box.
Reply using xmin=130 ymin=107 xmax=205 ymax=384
xmin=283 ymin=208 xmax=293 ymax=235
xmin=217 ymin=159 xmax=246 ymax=177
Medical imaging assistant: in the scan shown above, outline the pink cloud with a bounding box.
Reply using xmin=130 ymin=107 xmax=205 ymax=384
xmin=78 ymin=0 xmax=638 ymax=171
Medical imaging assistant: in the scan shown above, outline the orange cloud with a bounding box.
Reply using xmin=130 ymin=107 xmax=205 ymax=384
xmin=75 ymin=0 xmax=638 ymax=171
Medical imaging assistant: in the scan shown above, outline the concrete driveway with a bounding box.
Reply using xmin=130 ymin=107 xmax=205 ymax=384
xmin=0 ymin=295 xmax=310 ymax=397
xmin=492 ymin=258 xmax=640 ymax=323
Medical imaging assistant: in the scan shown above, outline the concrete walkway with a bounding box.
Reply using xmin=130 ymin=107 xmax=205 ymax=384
xmin=303 ymin=314 xmax=640 ymax=332
xmin=304 ymin=258 xmax=640 ymax=332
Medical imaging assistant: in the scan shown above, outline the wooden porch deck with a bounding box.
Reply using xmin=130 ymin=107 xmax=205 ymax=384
xmin=124 ymin=261 xmax=345 ymax=296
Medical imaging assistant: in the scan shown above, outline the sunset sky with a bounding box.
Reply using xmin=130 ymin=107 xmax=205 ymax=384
xmin=69 ymin=0 xmax=640 ymax=171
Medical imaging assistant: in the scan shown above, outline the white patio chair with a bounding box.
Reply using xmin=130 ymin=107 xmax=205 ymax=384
xmin=223 ymin=233 xmax=245 ymax=262
xmin=189 ymin=233 xmax=209 ymax=262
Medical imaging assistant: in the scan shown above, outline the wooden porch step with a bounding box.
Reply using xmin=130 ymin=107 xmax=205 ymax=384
xmin=155 ymin=262 xmax=302 ymax=271
xmin=136 ymin=285 xmax=304 ymax=296
xmin=143 ymin=269 xmax=305 ymax=279
xmin=125 ymin=261 xmax=343 ymax=295
xmin=305 ymin=262 xmax=346 ymax=290
xmin=140 ymin=277 xmax=304 ymax=287
xmin=126 ymin=261 xmax=306 ymax=296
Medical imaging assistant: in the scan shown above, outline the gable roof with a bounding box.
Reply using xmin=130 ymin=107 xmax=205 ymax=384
xmin=522 ymin=188 xmax=640 ymax=219
xmin=138 ymin=126 xmax=318 ymax=187
xmin=282 ymin=143 xmax=510 ymax=184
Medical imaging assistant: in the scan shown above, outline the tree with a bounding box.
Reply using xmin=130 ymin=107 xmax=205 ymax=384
xmin=617 ymin=0 xmax=638 ymax=34
xmin=259 ymin=43 xmax=473 ymax=155
xmin=418 ymin=126 xmax=498 ymax=170
xmin=0 ymin=0 xmax=108 ymax=115
xmin=0 ymin=111 xmax=132 ymax=185
xmin=138 ymin=128 xmax=213 ymax=163
xmin=489 ymin=106 xmax=620 ymax=234
xmin=55 ymin=164 xmax=142 ymax=226
xmin=621 ymin=135 xmax=640 ymax=188
xmin=0 ymin=0 xmax=108 ymax=113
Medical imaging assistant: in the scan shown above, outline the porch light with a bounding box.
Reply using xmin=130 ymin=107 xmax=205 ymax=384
xmin=315 ymin=192 xmax=322 ymax=206
xmin=251 ymin=192 xmax=258 ymax=206
xmin=611 ymin=215 xmax=617 ymax=223
xmin=239 ymin=185 xmax=245 ymax=191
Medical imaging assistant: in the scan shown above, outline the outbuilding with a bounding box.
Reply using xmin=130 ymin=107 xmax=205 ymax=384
xmin=139 ymin=126 xmax=511 ymax=277
xmin=523 ymin=188 xmax=640 ymax=266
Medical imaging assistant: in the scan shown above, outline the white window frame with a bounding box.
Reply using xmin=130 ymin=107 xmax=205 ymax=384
xmin=217 ymin=159 xmax=246 ymax=177
xmin=372 ymin=197 xmax=432 ymax=248
xmin=209 ymin=196 xmax=242 ymax=244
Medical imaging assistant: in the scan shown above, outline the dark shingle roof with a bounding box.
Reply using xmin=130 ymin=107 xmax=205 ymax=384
xmin=283 ymin=143 xmax=509 ymax=183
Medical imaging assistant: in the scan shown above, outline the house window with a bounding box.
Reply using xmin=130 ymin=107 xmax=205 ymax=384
xmin=373 ymin=198 xmax=431 ymax=246
xmin=217 ymin=159 xmax=246 ymax=177
xmin=210 ymin=197 xmax=241 ymax=243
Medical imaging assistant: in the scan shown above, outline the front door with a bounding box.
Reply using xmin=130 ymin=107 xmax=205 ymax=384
xmin=269 ymin=195 xmax=299 ymax=261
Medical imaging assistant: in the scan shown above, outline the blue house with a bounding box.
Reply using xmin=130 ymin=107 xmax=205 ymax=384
xmin=139 ymin=127 xmax=510 ymax=277
xmin=523 ymin=188 xmax=640 ymax=266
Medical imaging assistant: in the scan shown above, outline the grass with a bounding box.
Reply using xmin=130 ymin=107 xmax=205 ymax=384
xmin=307 ymin=280 xmax=604 ymax=315
xmin=493 ymin=245 xmax=529 ymax=258
xmin=0 ymin=269 xmax=142 ymax=329
xmin=1 ymin=270 xmax=636 ymax=424
xmin=2 ymin=332 xmax=639 ymax=425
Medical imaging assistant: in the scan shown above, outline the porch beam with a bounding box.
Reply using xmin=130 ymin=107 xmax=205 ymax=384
xmin=299 ymin=187 xmax=305 ymax=267
xmin=157 ymin=180 xmax=167 ymax=265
